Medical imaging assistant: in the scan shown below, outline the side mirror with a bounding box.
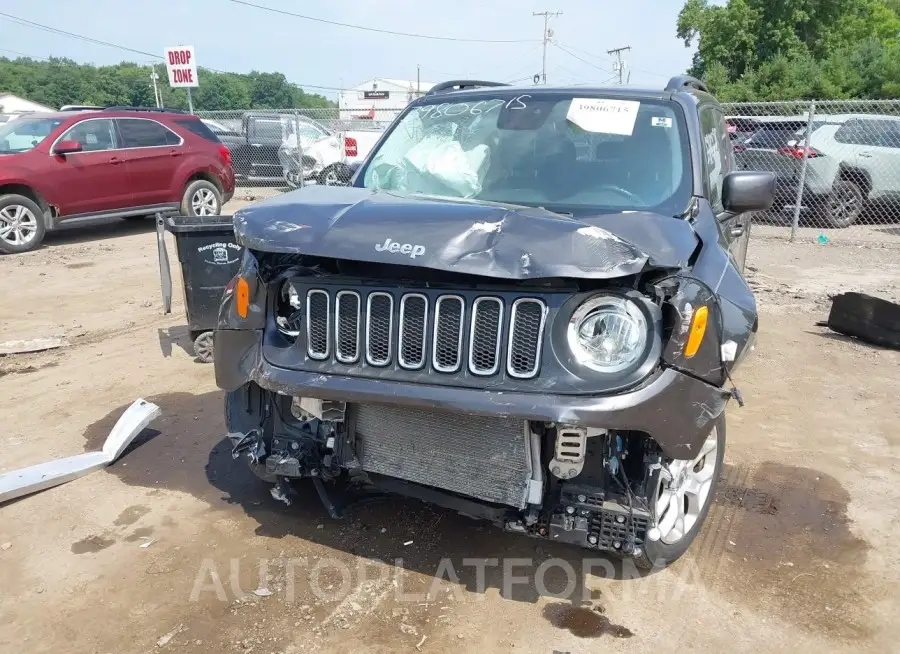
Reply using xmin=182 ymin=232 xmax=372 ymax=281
xmin=722 ymin=170 xmax=775 ymax=214
xmin=54 ymin=140 xmax=83 ymax=155
xmin=348 ymin=161 xmax=362 ymax=175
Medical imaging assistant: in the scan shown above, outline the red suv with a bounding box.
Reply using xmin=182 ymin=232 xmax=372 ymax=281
xmin=0 ymin=106 xmax=235 ymax=254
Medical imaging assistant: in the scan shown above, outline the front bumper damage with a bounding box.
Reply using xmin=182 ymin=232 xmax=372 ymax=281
xmin=217 ymin=329 xmax=729 ymax=461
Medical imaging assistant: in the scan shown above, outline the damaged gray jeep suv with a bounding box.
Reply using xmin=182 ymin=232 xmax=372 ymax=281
xmin=215 ymin=76 xmax=775 ymax=568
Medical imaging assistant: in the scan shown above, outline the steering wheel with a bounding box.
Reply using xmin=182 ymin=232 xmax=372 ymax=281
xmin=596 ymin=184 xmax=646 ymax=205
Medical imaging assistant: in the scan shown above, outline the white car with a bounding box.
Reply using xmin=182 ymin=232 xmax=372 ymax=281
xmin=784 ymin=114 xmax=900 ymax=227
xmin=280 ymin=118 xmax=382 ymax=187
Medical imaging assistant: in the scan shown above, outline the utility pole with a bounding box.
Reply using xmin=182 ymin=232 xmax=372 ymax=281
xmin=417 ymin=64 xmax=421 ymax=96
xmin=150 ymin=68 xmax=161 ymax=108
xmin=607 ymin=46 xmax=631 ymax=84
xmin=533 ymin=10 xmax=562 ymax=84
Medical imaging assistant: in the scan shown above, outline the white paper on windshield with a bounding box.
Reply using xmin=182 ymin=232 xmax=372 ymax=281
xmin=566 ymin=99 xmax=640 ymax=135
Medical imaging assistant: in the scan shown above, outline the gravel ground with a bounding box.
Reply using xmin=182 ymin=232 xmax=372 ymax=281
xmin=1 ymin=208 xmax=899 ymax=653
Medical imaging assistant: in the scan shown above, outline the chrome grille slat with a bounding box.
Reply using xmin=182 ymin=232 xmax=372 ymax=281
xmin=432 ymin=295 xmax=465 ymax=373
xmin=365 ymin=292 xmax=394 ymax=367
xmin=398 ymin=294 xmax=428 ymax=370
xmin=334 ymin=290 xmax=361 ymax=364
xmin=507 ymin=298 xmax=547 ymax=379
xmin=306 ymin=290 xmax=330 ymax=360
xmin=468 ymin=297 xmax=504 ymax=376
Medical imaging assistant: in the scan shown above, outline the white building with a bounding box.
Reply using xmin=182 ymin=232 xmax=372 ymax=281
xmin=338 ymin=78 xmax=436 ymax=124
xmin=0 ymin=93 xmax=55 ymax=114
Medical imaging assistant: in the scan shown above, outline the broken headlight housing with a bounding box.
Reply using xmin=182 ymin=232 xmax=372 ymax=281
xmin=567 ymin=295 xmax=649 ymax=373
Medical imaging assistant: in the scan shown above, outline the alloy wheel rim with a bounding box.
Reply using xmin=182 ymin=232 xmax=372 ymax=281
xmin=0 ymin=205 xmax=39 ymax=247
xmin=653 ymin=427 xmax=718 ymax=545
xmin=192 ymin=188 xmax=218 ymax=216
xmin=832 ymin=186 xmax=858 ymax=220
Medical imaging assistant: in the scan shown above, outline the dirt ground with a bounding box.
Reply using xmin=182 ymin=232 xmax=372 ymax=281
xmin=1 ymin=207 xmax=899 ymax=654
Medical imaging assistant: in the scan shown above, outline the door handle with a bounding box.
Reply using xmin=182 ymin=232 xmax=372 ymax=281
xmin=251 ymin=143 xmax=262 ymax=147
xmin=109 ymin=156 xmax=123 ymax=165
xmin=859 ymin=152 xmax=873 ymax=158
xmin=730 ymin=223 xmax=745 ymax=237
xmin=169 ymin=149 xmax=182 ymax=157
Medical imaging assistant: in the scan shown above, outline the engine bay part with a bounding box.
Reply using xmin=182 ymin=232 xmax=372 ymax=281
xmin=226 ymin=387 xmax=673 ymax=558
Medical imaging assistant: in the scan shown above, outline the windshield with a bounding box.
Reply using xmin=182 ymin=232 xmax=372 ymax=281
xmin=359 ymin=92 xmax=691 ymax=215
xmin=0 ymin=117 xmax=65 ymax=154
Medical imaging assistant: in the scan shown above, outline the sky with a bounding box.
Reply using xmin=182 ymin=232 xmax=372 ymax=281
xmin=0 ymin=0 xmax=697 ymax=100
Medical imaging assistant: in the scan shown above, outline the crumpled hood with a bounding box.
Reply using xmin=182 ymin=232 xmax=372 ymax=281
xmin=232 ymin=186 xmax=698 ymax=280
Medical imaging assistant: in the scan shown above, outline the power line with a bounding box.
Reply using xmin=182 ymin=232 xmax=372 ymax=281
xmin=551 ymin=42 xmax=614 ymax=75
xmin=226 ymin=0 xmax=539 ymax=43
xmin=554 ymin=40 xmax=670 ymax=79
xmin=0 ymin=12 xmax=348 ymax=93
xmin=0 ymin=47 xmax=49 ymax=61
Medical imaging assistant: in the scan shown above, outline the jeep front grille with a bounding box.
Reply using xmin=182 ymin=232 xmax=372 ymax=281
xmin=301 ymin=288 xmax=547 ymax=379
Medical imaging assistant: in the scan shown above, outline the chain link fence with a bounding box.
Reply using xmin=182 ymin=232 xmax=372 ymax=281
xmin=722 ymin=100 xmax=900 ymax=247
xmin=195 ymin=107 xmax=403 ymax=201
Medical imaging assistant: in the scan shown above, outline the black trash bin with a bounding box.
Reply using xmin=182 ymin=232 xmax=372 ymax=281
xmin=156 ymin=213 xmax=244 ymax=363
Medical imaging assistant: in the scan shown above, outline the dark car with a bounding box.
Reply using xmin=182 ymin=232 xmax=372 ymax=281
xmin=211 ymin=77 xmax=774 ymax=569
xmin=733 ymin=117 xmax=810 ymax=215
xmin=0 ymin=106 xmax=235 ymax=254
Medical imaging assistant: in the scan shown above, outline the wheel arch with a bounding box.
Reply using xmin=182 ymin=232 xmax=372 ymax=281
xmin=837 ymin=165 xmax=872 ymax=197
xmin=0 ymin=183 xmax=54 ymax=226
xmin=183 ymin=170 xmax=224 ymax=195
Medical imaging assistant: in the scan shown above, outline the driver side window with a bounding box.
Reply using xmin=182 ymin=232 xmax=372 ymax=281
xmin=59 ymin=119 xmax=118 ymax=152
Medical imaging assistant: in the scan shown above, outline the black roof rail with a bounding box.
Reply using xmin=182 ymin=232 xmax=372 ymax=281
xmin=665 ymin=75 xmax=709 ymax=94
xmin=103 ymin=105 xmax=190 ymax=114
xmin=425 ymin=80 xmax=510 ymax=96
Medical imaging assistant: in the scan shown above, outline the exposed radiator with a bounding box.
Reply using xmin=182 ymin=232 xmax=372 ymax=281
xmin=351 ymin=403 xmax=532 ymax=509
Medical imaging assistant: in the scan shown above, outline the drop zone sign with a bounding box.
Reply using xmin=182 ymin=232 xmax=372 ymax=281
xmin=165 ymin=46 xmax=198 ymax=88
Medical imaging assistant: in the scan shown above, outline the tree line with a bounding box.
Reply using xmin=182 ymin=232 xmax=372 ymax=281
xmin=0 ymin=57 xmax=334 ymax=111
xmin=678 ymin=0 xmax=900 ymax=101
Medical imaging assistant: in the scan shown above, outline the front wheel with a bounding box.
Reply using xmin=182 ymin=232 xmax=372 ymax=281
xmin=317 ymin=163 xmax=352 ymax=186
xmin=181 ymin=180 xmax=223 ymax=217
xmin=634 ymin=416 xmax=726 ymax=570
xmin=0 ymin=194 xmax=46 ymax=255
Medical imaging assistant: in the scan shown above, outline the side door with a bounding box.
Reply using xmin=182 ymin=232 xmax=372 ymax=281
xmin=47 ymin=118 xmax=133 ymax=215
xmin=116 ymin=118 xmax=184 ymax=207
xmin=855 ymin=118 xmax=900 ymax=202
xmin=699 ymin=104 xmax=749 ymax=271
xmin=247 ymin=116 xmax=286 ymax=179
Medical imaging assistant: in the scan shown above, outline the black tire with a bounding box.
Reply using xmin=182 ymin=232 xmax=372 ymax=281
xmin=192 ymin=331 xmax=214 ymax=363
xmin=181 ymin=179 xmax=223 ymax=217
xmin=824 ymin=179 xmax=864 ymax=228
xmin=317 ymin=163 xmax=352 ymax=186
xmin=0 ymin=194 xmax=47 ymax=255
xmin=633 ymin=415 xmax=727 ymax=570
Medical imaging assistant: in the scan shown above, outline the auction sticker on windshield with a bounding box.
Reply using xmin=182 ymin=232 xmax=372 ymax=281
xmin=566 ymin=98 xmax=640 ymax=135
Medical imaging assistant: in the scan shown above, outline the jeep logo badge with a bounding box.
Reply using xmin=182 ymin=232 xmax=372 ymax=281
xmin=375 ymin=238 xmax=426 ymax=259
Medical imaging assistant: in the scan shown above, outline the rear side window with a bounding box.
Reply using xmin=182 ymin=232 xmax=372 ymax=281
xmin=117 ymin=118 xmax=181 ymax=148
xmin=745 ymin=128 xmax=801 ymax=148
xmin=699 ymin=105 xmax=733 ymax=212
xmin=174 ymin=118 xmax=222 ymax=143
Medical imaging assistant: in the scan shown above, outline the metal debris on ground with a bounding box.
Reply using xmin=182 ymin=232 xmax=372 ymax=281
xmin=253 ymin=588 xmax=273 ymax=597
xmin=0 ymin=337 xmax=69 ymax=356
xmin=155 ymin=623 xmax=186 ymax=647
xmin=0 ymin=399 xmax=162 ymax=505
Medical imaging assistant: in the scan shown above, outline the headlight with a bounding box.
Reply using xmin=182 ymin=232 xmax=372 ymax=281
xmin=567 ymin=296 xmax=648 ymax=373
